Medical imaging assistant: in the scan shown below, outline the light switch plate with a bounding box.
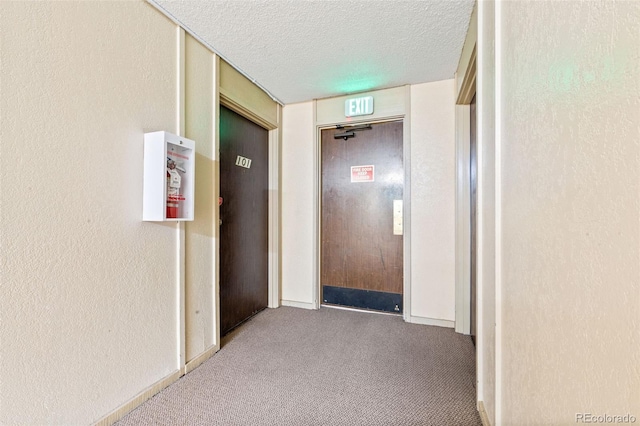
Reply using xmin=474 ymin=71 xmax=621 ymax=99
xmin=393 ymin=200 xmax=403 ymax=235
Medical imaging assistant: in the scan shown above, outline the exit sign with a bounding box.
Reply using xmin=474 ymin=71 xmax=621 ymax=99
xmin=345 ymin=96 xmax=374 ymax=117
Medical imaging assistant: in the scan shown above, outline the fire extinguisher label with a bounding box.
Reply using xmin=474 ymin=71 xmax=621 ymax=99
xmin=168 ymin=169 xmax=181 ymax=188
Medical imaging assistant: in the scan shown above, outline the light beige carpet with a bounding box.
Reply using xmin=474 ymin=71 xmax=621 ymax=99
xmin=118 ymin=306 xmax=481 ymax=425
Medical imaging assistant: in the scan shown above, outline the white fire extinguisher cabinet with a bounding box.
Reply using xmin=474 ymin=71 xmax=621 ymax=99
xmin=143 ymin=131 xmax=195 ymax=221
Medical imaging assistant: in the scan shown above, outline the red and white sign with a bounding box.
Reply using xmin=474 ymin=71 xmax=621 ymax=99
xmin=351 ymin=165 xmax=375 ymax=183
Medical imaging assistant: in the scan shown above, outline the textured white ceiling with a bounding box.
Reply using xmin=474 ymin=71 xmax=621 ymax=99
xmin=150 ymin=0 xmax=475 ymax=104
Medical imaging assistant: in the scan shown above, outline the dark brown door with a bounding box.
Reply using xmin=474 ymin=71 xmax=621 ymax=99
xmin=470 ymin=94 xmax=477 ymax=341
xmin=321 ymin=121 xmax=403 ymax=313
xmin=219 ymin=105 xmax=268 ymax=336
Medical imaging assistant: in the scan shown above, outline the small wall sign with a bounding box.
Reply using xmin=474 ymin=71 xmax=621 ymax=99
xmin=235 ymin=155 xmax=252 ymax=169
xmin=351 ymin=165 xmax=375 ymax=182
xmin=345 ymin=96 xmax=374 ymax=117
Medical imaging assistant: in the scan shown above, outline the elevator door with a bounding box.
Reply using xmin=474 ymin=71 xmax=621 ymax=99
xmin=321 ymin=121 xmax=404 ymax=313
xmin=219 ymin=105 xmax=269 ymax=335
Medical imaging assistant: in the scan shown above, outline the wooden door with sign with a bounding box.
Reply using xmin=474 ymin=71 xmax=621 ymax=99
xmin=219 ymin=105 xmax=268 ymax=336
xmin=321 ymin=120 xmax=403 ymax=313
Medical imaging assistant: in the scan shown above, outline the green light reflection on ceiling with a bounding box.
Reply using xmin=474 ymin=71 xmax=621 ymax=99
xmin=335 ymin=75 xmax=385 ymax=95
xmin=321 ymin=59 xmax=388 ymax=97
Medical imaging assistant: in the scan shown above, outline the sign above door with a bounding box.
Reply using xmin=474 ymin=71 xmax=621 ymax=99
xmin=345 ymin=96 xmax=374 ymax=117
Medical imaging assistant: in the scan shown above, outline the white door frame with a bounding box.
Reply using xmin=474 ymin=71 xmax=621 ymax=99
xmin=454 ymin=37 xmax=477 ymax=335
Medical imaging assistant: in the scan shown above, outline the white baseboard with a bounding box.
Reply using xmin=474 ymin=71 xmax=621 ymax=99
xmin=95 ymin=345 xmax=219 ymax=426
xmin=185 ymin=344 xmax=219 ymax=374
xmin=281 ymin=299 xmax=316 ymax=310
xmin=407 ymin=315 xmax=455 ymax=328
xmin=321 ymin=304 xmax=400 ymax=317
xmin=95 ymin=369 xmax=181 ymax=426
xmin=478 ymin=400 xmax=492 ymax=426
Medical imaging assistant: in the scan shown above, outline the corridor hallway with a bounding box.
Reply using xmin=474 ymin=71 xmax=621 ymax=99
xmin=118 ymin=307 xmax=480 ymax=425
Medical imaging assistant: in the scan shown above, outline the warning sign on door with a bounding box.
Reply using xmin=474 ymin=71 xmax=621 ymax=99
xmin=351 ymin=165 xmax=375 ymax=183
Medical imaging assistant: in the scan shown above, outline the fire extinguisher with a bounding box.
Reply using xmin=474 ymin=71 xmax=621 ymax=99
xmin=166 ymin=157 xmax=182 ymax=219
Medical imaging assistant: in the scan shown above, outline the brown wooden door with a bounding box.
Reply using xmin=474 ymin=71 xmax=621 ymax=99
xmin=219 ymin=105 xmax=269 ymax=336
xmin=470 ymin=94 xmax=477 ymax=341
xmin=321 ymin=121 xmax=403 ymax=313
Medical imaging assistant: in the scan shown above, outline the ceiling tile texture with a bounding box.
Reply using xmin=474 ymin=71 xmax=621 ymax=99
xmin=151 ymin=0 xmax=475 ymax=104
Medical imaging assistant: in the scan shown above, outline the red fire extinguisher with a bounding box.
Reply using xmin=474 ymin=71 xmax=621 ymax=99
xmin=166 ymin=158 xmax=181 ymax=219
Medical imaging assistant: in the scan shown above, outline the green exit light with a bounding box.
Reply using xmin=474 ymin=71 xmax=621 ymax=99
xmin=345 ymin=96 xmax=374 ymax=117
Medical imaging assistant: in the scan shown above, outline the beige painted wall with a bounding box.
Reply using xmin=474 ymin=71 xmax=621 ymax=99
xmin=409 ymin=80 xmax=456 ymax=322
xmin=499 ymin=1 xmax=640 ymax=424
xmin=219 ymin=60 xmax=279 ymax=130
xmin=0 ymin=1 xmax=180 ymax=424
xmin=281 ymin=102 xmax=316 ymax=307
xmin=478 ymin=0 xmax=497 ymax=423
xmin=185 ymin=34 xmax=217 ymax=362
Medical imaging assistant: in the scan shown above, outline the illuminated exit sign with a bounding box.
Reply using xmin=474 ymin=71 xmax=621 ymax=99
xmin=345 ymin=96 xmax=374 ymax=117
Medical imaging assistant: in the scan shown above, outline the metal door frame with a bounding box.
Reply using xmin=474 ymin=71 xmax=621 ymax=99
xmin=315 ymin=117 xmax=409 ymax=319
xmin=219 ymin=94 xmax=281 ymax=309
xmin=314 ymin=111 xmax=412 ymax=320
xmin=218 ymin=103 xmax=271 ymax=334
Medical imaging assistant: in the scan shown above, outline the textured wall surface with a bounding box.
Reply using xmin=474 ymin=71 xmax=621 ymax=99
xmin=410 ymin=80 xmax=456 ymax=321
xmin=281 ymin=102 xmax=316 ymax=306
xmin=500 ymin=1 xmax=640 ymax=424
xmin=0 ymin=1 xmax=179 ymax=424
xmin=185 ymin=34 xmax=217 ymax=361
xmin=478 ymin=0 xmax=496 ymax=423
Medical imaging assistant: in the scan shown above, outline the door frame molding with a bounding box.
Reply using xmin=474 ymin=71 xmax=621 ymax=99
xmin=455 ymin=17 xmax=478 ymax=336
xmin=220 ymin=92 xmax=281 ymax=311
xmin=313 ymin=86 xmax=412 ymax=320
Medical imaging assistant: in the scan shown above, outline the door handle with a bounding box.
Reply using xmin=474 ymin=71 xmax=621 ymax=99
xmin=393 ymin=200 xmax=403 ymax=235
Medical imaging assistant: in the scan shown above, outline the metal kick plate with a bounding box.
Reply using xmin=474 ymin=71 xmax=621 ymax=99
xmin=393 ymin=200 xmax=403 ymax=235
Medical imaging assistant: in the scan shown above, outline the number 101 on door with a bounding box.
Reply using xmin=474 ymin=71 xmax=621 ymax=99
xmin=236 ymin=155 xmax=252 ymax=169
